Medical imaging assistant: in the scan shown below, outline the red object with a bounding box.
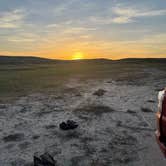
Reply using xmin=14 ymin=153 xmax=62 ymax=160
xmin=155 ymin=90 xmax=166 ymax=157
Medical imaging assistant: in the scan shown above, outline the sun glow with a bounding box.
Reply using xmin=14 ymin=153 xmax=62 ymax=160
xmin=72 ymin=52 xmax=84 ymax=60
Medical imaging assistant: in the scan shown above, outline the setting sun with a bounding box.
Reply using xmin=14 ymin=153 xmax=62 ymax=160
xmin=72 ymin=52 xmax=84 ymax=60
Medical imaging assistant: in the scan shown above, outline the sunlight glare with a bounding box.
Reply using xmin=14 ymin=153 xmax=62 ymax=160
xmin=72 ymin=52 xmax=84 ymax=60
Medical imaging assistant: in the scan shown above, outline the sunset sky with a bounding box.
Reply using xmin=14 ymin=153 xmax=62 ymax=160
xmin=0 ymin=0 xmax=166 ymax=60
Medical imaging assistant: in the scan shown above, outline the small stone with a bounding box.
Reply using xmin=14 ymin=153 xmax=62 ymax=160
xmin=34 ymin=152 xmax=56 ymax=166
xmin=32 ymin=135 xmax=40 ymax=140
xmin=0 ymin=104 xmax=7 ymax=109
xmin=3 ymin=133 xmax=24 ymax=142
xmin=59 ymin=120 xmax=78 ymax=130
xmin=93 ymin=89 xmax=106 ymax=96
xmin=126 ymin=109 xmax=136 ymax=114
xmin=141 ymin=107 xmax=153 ymax=113
xmin=41 ymin=153 xmax=56 ymax=166
xmin=34 ymin=153 xmax=43 ymax=166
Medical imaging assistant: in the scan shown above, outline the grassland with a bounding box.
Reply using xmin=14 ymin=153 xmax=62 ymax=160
xmin=0 ymin=59 xmax=166 ymax=101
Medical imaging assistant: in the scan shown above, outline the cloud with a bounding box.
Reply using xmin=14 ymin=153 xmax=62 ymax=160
xmin=0 ymin=9 xmax=25 ymax=28
xmin=47 ymin=21 xmax=72 ymax=29
xmin=112 ymin=16 xmax=132 ymax=24
xmin=7 ymin=37 xmax=35 ymax=42
xmin=47 ymin=24 xmax=58 ymax=28
xmin=53 ymin=0 xmax=75 ymax=16
xmin=6 ymin=32 xmax=40 ymax=43
xmin=89 ymin=16 xmax=112 ymax=24
xmin=63 ymin=27 xmax=96 ymax=35
xmin=112 ymin=6 xmax=166 ymax=23
xmin=90 ymin=5 xmax=166 ymax=24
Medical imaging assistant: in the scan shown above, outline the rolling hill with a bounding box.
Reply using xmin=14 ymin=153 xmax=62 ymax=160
xmin=0 ymin=55 xmax=166 ymax=65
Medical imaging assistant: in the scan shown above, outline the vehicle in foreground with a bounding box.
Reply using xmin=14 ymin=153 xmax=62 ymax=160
xmin=156 ymin=88 xmax=166 ymax=157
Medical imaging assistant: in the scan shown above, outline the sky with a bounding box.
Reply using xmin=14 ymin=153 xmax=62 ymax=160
xmin=0 ymin=0 xmax=166 ymax=60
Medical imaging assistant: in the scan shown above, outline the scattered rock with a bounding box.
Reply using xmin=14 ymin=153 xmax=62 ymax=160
xmin=147 ymin=99 xmax=155 ymax=103
xmin=141 ymin=107 xmax=153 ymax=113
xmin=93 ymin=89 xmax=106 ymax=96
xmin=40 ymin=153 xmax=56 ymax=166
xmin=32 ymin=135 xmax=40 ymax=140
xmin=34 ymin=152 xmax=56 ymax=166
xmin=59 ymin=120 xmax=78 ymax=130
xmin=3 ymin=133 xmax=24 ymax=142
xmin=126 ymin=109 xmax=136 ymax=114
xmin=0 ymin=104 xmax=7 ymax=109
xmin=20 ymin=106 xmax=27 ymax=113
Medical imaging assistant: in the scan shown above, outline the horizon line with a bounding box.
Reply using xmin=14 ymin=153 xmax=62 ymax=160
xmin=0 ymin=55 xmax=166 ymax=61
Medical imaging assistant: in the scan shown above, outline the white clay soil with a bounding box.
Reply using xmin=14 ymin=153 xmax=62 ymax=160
xmin=0 ymin=68 xmax=166 ymax=166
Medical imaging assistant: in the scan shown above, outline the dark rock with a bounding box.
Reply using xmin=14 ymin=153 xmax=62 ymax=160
xmin=3 ymin=133 xmax=24 ymax=142
xmin=126 ymin=109 xmax=136 ymax=114
xmin=32 ymin=135 xmax=40 ymax=140
xmin=93 ymin=89 xmax=106 ymax=96
xmin=40 ymin=153 xmax=56 ymax=166
xmin=34 ymin=153 xmax=43 ymax=166
xmin=147 ymin=99 xmax=155 ymax=103
xmin=59 ymin=120 xmax=78 ymax=130
xmin=59 ymin=122 xmax=68 ymax=130
xmin=0 ymin=104 xmax=7 ymax=109
xmin=141 ymin=107 xmax=153 ymax=113
xmin=34 ymin=152 xmax=56 ymax=166
xmin=20 ymin=106 xmax=27 ymax=113
xmin=67 ymin=120 xmax=78 ymax=129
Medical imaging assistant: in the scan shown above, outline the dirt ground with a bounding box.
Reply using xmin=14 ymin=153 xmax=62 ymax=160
xmin=0 ymin=68 xmax=166 ymax=166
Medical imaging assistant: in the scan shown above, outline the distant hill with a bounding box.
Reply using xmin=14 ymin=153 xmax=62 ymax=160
xmin=117 ymin=58 xmax=166 ymax=63
xmin=70 ymin=58 xmax=112 ymax=64
xmin=0 ymin=56 xmax=113 ymax=65
xmin=0 ymin=55 xmax=165 ymax=65
xmin=0 ymin=56 xmax=60 ymax=64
